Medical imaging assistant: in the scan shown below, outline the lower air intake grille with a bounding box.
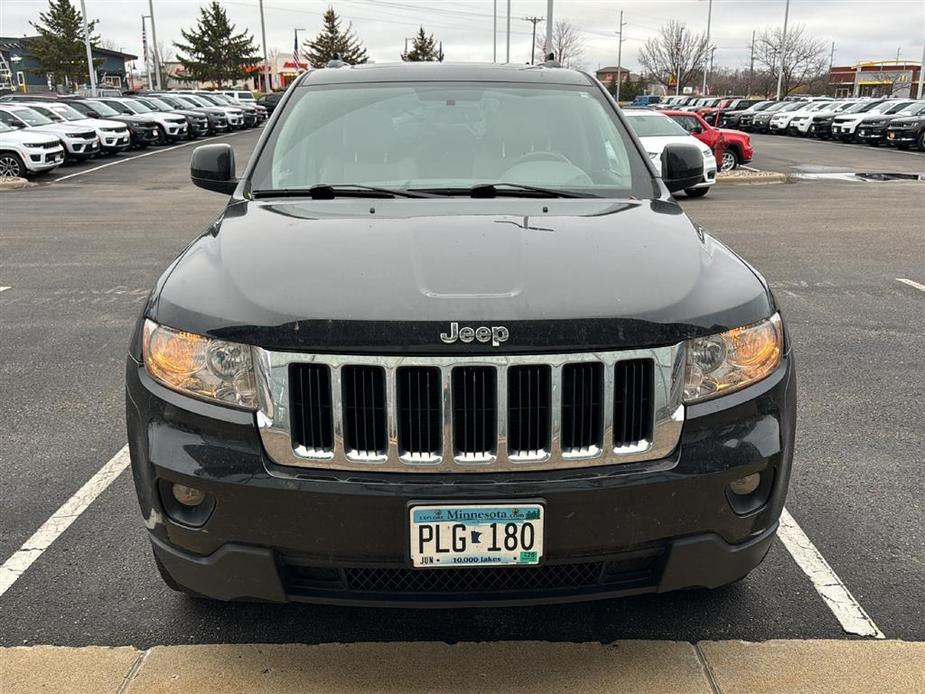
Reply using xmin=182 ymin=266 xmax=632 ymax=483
xmin=614 ymin=359 xmax=655 ymax=447
xmin=289 ymin=364 xmax=333 ymax=454
xmin=397 ymin=367 xmax=442 ymax=460
xmin=560 ymin=362 xmax=603 ymax=454
xmin=342 ymin=366 xmax=387 ymax=459
xmin=507 ymin=365 xmax=551 ymax=459
xmin=452 ymin=366 xmax=497 ymax=460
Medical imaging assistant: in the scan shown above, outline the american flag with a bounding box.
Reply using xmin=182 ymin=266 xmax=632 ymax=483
xmin=293 ymin=33 xmax=300 ymax=69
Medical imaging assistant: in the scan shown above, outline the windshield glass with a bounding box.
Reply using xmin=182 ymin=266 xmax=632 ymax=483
xmin=236 ymin=92 xmax=255 ymax=101
xmin=120 ymin=99 xmax=152 ymax=113
xmin=139 ymin=98 xmax=171 ymax=112
xmin=624 ymin=113 xmax=689 ymax=137
xmin=896 ymin=102 xmax=925 ymax=115
xmin=82 ymin=100 xmax=120 ymax=117
xmin=185 ymin=95 xmax=211 ymax=107
xmin=844 ymin=101 xmax=881 ymax=113
xmin=210 ymin=94 xmax=234 ymax=104
xmin=250 ymin=82 xmax=652 ymax=198
xmin=195 ymin=94 xmax=222 ymax=105
xmin=5 ymin=107 xmax=53 ymax=126
xmin=47 ymin=104 xmax=87 ymax=121
xmin=878 ymin=101 xmax=911 ymax=114
xmin=0 ymin=120 xmax=13 ymax=133
xmin=27 ymin=105 xmax=66 ymax=122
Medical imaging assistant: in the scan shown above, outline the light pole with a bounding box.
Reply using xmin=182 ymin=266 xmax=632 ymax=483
xmin=775 ymin=0 xmax=790 ymax=100
xmin=505 ymin=0 xmax=511 ymax=63
xmin=258 ymin=0 xmax=270 ymax=92
xmin=142 ymin=16 xmax=153 ymax=90
xmin=493 ymin=0 xmax=497 ymax=63
xmin=701 ymin=0 xmax=712 ymax=95
xmin=147 ymin=0 xmax=162 ymax=90
xmin=545 ymin=0 xmax=554 ymax=58
xmin=78 ymin=0 xmax=97 ymax=95
xmin=615 ymin=10 xmax=626 ymax=102
xmin=918 ymin=40 xmax=925 ymax=99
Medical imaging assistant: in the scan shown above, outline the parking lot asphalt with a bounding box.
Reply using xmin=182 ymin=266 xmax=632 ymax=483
xmin=747 ymin=132 xmax=925 ymax=174
xmin=0 ymin=130 xmax=923 ymax=648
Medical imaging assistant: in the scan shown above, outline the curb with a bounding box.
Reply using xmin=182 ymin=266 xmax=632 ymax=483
xmin=2 ymin=640 xmax=923 ymax=694
xmin=716 ymin=172 xmax=788 ymax=185
xmin=0 ymin=177 xmax=31 ymax=190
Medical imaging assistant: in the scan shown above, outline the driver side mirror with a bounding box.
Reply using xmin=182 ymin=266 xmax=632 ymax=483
xmin=690 ymin=126 xmax=703 ymax=134
xmin=661 ymin=143 xmax=704 ymax=193
xmin=190 ymin=143 xmax=238 ymax=194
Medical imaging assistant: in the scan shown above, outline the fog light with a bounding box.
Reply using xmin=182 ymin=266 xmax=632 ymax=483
xmin=172 ymin=483 xmax=205 ymax=507
xmin=729 ymin=473 xmax=761 ymax=496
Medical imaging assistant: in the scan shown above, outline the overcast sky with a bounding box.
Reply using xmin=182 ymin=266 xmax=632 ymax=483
xmin=1 ymin=0 xmax=923 ymax=73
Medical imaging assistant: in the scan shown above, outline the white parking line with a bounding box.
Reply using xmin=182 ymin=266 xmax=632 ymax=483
xmin=0 ymin=286 xmax=10 ymax=293
xmin=0 ymin=445 xmax=130 ymax=599
xmin=897 ymin=278 xmax=925 ymax=292
xmin=777 ymin=507 xmax=885 ymax=638
xmin=52 ymin=130 xmax=252 ymax=183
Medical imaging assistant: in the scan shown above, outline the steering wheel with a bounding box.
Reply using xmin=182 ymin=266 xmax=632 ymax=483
xmin=511 ymin=150 xmax=573 ymax=166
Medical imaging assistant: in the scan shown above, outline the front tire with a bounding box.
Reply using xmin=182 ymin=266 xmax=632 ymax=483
xmin=916 ymin=131 xmax=925 ymax=151
xmin=0 ymin=151 xmax=25 ymax=178
xmin=720 ymin=149 xmax=739 ymax=172
xmin=684 ymin=187 xmax=710 ymax=198
xmin=155 ymin=125 xmax=168 ymax=145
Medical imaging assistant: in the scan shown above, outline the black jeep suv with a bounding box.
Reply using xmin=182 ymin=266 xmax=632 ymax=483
xmin=126 ymin=63 xmax=796 ymax=606
xmin=885 ymin=101 xmax=925 ymax=150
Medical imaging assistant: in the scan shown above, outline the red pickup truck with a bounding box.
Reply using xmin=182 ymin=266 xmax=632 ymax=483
xmin=662 ymin=109 xmax=754 ymax=171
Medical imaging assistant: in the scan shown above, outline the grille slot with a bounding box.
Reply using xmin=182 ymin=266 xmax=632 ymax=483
xmin=342 ymin=366 xmax=387 ymax=459
xmin=507 ymin=365 xmax=551 ymax=459
xmin=452 ymin=366 xmax=497 ymax=460
xmin=560 ymin=362 xmax=603 ymax=455
xmin=289 ymin=364 xmax=334 ymax=454
xmin=614 ymin=359 xmax=655 ymax=447
xmin=397 ymin=367 xmax=442 ymax=461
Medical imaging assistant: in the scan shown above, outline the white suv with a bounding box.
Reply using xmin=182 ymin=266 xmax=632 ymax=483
xmin=0 ymin=119 xmax=65 ymax=177
xmin=0 ymin=104 xmax=100 ymax=160
xmin=19 ymin=101 xmax=131 ymax=154
xmin=95 ymin=97 xmax=188 ymax=143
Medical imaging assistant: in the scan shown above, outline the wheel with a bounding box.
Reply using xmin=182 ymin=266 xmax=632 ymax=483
xmin=155 ymin=125 xmax=168 ymax=145
xmin=720 ymin=149 xmax=739 ymax=172
xmin=916 ymin=131 xmax=925 ymax=151
xmin=684 ymin=187 xmax=709 ymax=198
xmin=0 ymin=151 xmax=25 ymax=178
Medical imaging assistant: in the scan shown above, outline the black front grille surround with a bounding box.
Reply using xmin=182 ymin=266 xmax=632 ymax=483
xmin=268 ymin=346 xmax=683 ymax=473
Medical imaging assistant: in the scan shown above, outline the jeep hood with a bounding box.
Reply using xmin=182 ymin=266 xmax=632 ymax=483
xmin=150 ymin=198 xmax=773 ymax=353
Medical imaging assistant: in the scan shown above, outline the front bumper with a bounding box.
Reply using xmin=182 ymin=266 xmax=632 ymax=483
xmin=25 ymin=147 xmax=66 ymax=171
xmin=126 ymin=350 xmax=796 ymax=606
xmin=885 ymin=130 xmax=917 ymax=144
xmin=64 ymin=139 xmax=100 ymax=158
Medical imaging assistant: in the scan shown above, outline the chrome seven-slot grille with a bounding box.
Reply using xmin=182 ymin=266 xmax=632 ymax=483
xmin=254 ymin=347 xmax=684 ymax=473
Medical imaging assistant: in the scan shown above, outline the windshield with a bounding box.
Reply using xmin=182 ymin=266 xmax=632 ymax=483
xmin=4 ymin=107 xmax=53 ymax=126
xmin=47 ymin=104 xmax=87 ymax=121
xmin=195 ymin=94 xmax=222 ymax=105
xmin=844 ymin=101 xmax=881 ymax=114
xmin=82 ymin=100 xmax=120 ymax=117
xmin=139 ymin=97 xmax=171 ymax=112
xmin=624 ymin=113 xmax=689 ymax=137
xmin=895 ymin=102 xmax=925 ymax=115
xmin=250 ymin=82 xmax=652 ymax=198
xmin=236 ymin=92 xmax=255 ymax=101
xmin=185 ymin=95 xmax=211 ymax=107
xmin=120 ymin=99 xmax=152 ymax=114
xmin=878 ymin=101 xmax=912 ymax=114
xmin=748 ymin=101 xmax=773 ymax=112
xmin=27 ymin=105 xmax=66 ymax=122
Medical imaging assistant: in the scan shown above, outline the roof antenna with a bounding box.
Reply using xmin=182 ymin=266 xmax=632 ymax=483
xmin=326 ymin=53 xmax=347 ymax=68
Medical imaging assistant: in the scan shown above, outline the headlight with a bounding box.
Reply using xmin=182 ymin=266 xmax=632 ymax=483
xmin=683 ymin=314 xmax=783 ymax=403
xmin=142 ymin=319 xmax=257 ymax=409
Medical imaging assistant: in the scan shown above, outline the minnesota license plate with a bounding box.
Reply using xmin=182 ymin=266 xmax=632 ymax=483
xmin=409 ymin=503 xmax=544 ymax=568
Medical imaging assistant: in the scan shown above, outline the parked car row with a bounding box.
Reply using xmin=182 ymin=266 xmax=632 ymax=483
xmin=711 ymin=97 xmax=925 ymax=150
xmin=0 ymin=89 xmax=267 ymax=178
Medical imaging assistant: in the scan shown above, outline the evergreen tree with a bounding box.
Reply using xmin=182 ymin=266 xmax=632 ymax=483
xmin=173 ymin=2 xmax=261 ymax=87
xmin=303 ymin=7 xmax=369 ymax=66
xmin=402 ymin=26 xmax=443 ymax=62
xmin=29 ymin=0 xmax=101 ymax=88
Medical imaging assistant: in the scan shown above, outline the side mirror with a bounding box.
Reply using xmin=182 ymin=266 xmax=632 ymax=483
xmin=190 ymin=143 xmax=238 ymax=194
xmin=661 ymin=143 xmax=704 ymax=193
xmin=690 ymin=126 xmax=703 ymax=134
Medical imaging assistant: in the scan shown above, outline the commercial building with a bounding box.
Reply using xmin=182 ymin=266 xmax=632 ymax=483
xmin=0 ymin=36 xmax=136 ymax=93
xmin=829 ymin=60 xmax=922 ymax=98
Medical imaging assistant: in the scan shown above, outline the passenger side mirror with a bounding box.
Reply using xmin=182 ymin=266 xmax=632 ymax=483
xmin=190 ymin=143 xmax=238 ymax=194
xmin=661 ymin=143 xmax=704 ymax=193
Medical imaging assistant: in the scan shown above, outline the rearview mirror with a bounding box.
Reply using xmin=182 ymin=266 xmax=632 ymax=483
xmin=190 ymin=143 xmax=238 ymax=194
xmin=661 ymin=143 xmax=704 ymax=193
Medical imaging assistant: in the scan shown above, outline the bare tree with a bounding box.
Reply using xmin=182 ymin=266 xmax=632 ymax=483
xmin=535 ymin=20 xmax=585 ymax=68
xmin=637 ymin=20 xmax=708 ymax=95
xmin=753 ymin=24 xmax=827 ymax=97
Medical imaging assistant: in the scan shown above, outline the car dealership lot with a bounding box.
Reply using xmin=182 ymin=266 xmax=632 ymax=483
xmin=0 ymin=128 xmax=922 ymax=670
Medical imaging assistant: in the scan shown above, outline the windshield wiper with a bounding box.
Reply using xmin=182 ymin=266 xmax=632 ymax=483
xmin=251 ymin=184 xmax=437 ymax=200
xmin=416 ymin=183 xmax=596 ymax=198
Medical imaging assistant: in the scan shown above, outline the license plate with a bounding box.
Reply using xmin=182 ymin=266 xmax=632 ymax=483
xmin=409 ymin=503 xmax=544 ymax=568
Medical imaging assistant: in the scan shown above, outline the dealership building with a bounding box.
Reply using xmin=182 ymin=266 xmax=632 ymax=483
xmin=828 ymin=60 xmax=922 ymax=98
xmin=0 ymin=36 xmax=136 ymax=93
